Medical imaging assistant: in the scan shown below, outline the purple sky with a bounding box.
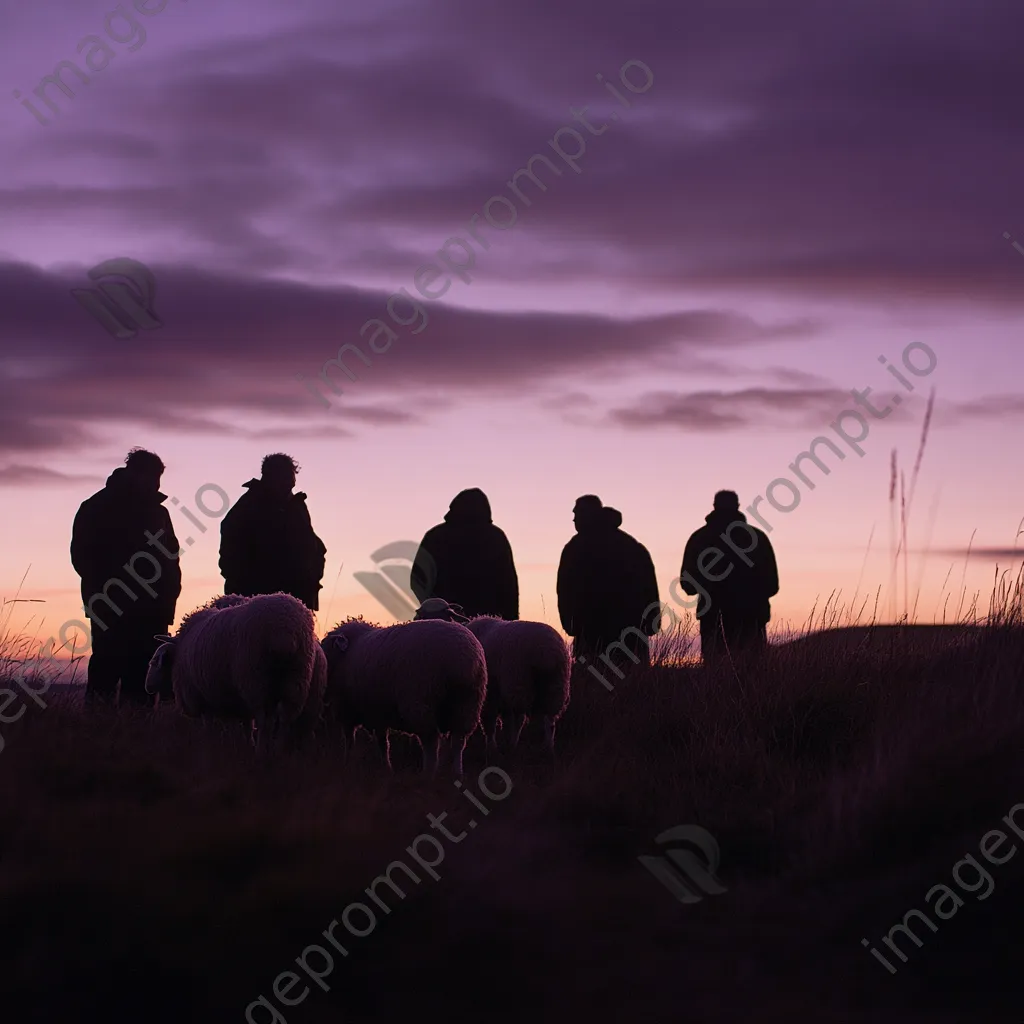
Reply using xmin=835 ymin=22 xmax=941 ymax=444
xmin=2 ymin=0 xmax=1024 ymax=648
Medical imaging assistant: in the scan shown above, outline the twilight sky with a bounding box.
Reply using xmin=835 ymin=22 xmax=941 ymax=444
xmin=2 ymin=0 xmax=1024 ymax=657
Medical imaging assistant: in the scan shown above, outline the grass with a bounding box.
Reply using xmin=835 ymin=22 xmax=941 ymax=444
xmin=1 ymin=577 xmax=1024 ymax=1023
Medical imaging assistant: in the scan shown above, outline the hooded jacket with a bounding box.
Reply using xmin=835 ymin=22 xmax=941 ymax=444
xmin=410 ymin=488 xmax=519 ymax=620
xmin=680 ymin=509 xmax=778 ymax=623
xmin=557 ymin=505 xmax=660 ymax=642
xmin=70 ymin=467 xmax=182 ymax=628
xmin=219 ymin=478 xmax=327 ymax=610
xmin=603 ymin=507 xmax=661 ymax=635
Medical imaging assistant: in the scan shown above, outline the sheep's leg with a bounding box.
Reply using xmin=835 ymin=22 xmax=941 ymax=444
xmin=376 ymin=730 xmax=392 ymax=772
xmin=541 ymin=715 xmax=557 ymax=759
xmin=252 ymin=713 xmax=265 ymax=754
xmin=505 ymin=713 xmax=525 ymax=754
xmin=340 ymin=724 xmax=356 ymax=765
xmin=482 ymin=717 xmax=499 ymax=763
xmin=449 ymin=733 xmax=467 ymax=779
xmin=422 ymin=732 xmax=440 ymax=779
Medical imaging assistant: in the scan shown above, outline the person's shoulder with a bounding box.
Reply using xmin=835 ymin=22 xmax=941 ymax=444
xmin=558 ymin=534 xmax=580 ymax=556
xmin=76 ymin=485 xmax=109 ymax=511
xmin=419 ymin=522 xmax=448 ymax=543
xmin=685 ymin=523 xmax=710 ymax=544
xmin=629 ymin=534 xmax=653 ymax=557
xmin=290 ymin=492 xmax=314 ymax=517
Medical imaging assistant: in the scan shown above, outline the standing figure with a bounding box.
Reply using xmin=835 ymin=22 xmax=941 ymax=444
xmin=557 ymin=496 xmax=660 ymax=672
xmin=601 ymin=505 xmax=662 ymax=668
xmin=71 ymin=448 xmax=182 ymax=709
xmin=410 ymin=488 xmax=519 ymax=620
xmin=680 ymin=490 xmax=778 ymax=663
xmin=219 ymin=453 xmax=326 ymax=610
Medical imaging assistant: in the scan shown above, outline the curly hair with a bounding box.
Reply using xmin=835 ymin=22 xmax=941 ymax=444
xmin=124 ymin=447 xmax=165 ymax=474
xmin=261 ymin=452 xmax=300 ymax=476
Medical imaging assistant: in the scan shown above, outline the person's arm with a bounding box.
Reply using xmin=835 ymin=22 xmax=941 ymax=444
xmin=496 ymin=530 xmax=519 ymax=620
xmin=640 ymin=547 xmax=661 ymax=635
xmin=556 ymin=543 xmax=576 ymax=634
xmin=679 ymin=533 xmax=699 ymax=595
xmin=295 ymin=502 xmax=326 ymax=587
xmin=218 ymin=504 xmax=246 ymax=590
xmin=761 ymin=533 xmax=780 ymax=598
xmin=158 ymin=508 xmax=182 ymax=623
xmin=410 ymin=530 xmax=438 ymax=603
xmin=312 ymin=533 xmax=327 ymax=585
xmin=70 ymin=501 xmax=101 ymax=581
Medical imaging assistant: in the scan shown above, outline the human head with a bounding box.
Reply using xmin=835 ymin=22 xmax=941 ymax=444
xmin=713 ymin=490 xmax=740 ymax=515
xmin=602 ymin=506 xmax=623 ymax=529
xmin=261 ymin=453 xmax=298 ymax=496
xmin=573 ymin=494 xmax=603 ymax=532
xmin=445 ymin=488 xmax=492 ymax=524
xmin=124 ymin=447 xmax=164 ymax=492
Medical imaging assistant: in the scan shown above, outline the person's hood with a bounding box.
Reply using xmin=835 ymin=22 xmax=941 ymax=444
xmin=444 ymin=487 xmax=492 ymax=525
xmin=705 ymin=508 xmax=747 ymax=525
xmin=242 ymin=478 xmax=307 ymax=501
xmin=602 ymin=506 xmax=623 ymax=529
xmin=105 ymin=466 xmax=167 ymax=503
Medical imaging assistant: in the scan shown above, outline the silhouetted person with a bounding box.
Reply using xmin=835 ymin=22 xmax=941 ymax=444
xmin=680 ymin=490 xmax=778 ymax=664
xmin=557 ymin=496 xmax=660 ymax=670
xmin=601 ymin=505 xmax=661 ymax=667
xmin=71 ymin=448 xmax=182 ymax=709
xmin=410 ymin=488 xmax=519 ymax=620
xmin=219 ymin=453 xmax=326 ymax=610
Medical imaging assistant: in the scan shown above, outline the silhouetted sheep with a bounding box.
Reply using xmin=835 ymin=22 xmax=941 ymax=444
xmin=320 ymin=616 xmax=486 ymax=778
xmin=415 ymin=600 xmax=571 ymax=757
xmin=144 ymin=592 xmax=324 ymax=751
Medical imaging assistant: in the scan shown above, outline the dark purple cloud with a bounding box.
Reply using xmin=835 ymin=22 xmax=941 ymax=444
xmin=7 ymin=0 xmax=1023 ymax=300
xmin=4 ymin=0 xmax=1023 ymax=465
xmin=0 ymin=259 xmax=811 ymax=457
xmin=606 ymin=388 xmax=1024 ymax=432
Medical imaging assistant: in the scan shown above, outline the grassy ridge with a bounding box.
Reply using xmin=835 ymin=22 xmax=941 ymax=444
xmin=1 ymin=608 xmax=1023 ymax=1022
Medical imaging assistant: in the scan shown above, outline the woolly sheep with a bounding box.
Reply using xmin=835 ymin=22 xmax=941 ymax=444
xmin=414 ymin=600 xmax=571 ymax=757
xmin=320 ymin=616 xmax=486 ymax=778
xmin=144 ymin=592 xmax=324 ymax=752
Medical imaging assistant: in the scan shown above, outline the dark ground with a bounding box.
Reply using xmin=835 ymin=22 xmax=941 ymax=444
xmin=1 ymin=620 xmax=1023 ymax=1023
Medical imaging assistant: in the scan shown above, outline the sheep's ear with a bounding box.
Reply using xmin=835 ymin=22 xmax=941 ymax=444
xmin=153 ymin=633 xmax=174 ymax=644
xmin=325 ymin=634 xmax=348 ymax=653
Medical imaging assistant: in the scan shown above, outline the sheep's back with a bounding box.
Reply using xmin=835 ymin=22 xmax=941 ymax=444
xmin=226 ymin=594 xmax=317 ymax=719
xmin=470 ymin=618 xmax=570 ymax=717
xmin=341 ymin=620 xmax=486 ymax=735
xmin=172 ymin=608 xmax=244 ymax=715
